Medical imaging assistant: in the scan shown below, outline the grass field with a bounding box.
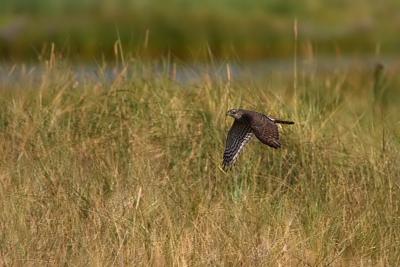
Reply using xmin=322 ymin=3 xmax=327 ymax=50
xmin=0 ymin=54 xmax=400 ymax=265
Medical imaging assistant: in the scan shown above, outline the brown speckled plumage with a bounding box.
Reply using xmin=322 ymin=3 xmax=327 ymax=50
xmin=223 ymin=109 xmax=294 ymax=169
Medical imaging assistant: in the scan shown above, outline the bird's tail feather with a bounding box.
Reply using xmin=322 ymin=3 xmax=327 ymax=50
xmin=274 ymin=119 xmax=294 ymax=124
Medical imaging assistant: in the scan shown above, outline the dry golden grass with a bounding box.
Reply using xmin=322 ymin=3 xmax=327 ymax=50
xmin=0 ymin=59 xmax=399 ymax=266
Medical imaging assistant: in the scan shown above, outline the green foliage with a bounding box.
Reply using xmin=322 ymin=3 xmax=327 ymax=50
xmin=1 ymin=0 xmax=400 ymax=60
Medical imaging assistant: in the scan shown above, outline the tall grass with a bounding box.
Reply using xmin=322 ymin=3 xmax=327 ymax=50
xmin=0 ymin=55 xmax=399 ymax=265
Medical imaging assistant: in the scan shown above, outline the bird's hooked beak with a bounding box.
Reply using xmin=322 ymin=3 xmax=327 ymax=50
xmin=226 ymin=109 xmax=240 ymax=120
xmin=226 ymin=109 xmax=235 ymax=117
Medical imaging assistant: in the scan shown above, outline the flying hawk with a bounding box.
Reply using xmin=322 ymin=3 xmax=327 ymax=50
xmin=223 ymin=108 xmax=294 ymax=169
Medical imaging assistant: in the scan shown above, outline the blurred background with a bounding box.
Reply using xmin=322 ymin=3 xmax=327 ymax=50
xmin=1 ymin=0 xmax=399 ymax=62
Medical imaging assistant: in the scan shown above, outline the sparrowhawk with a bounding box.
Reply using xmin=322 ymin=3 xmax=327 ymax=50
xmin=223 ymin=109 xmax=294 ymax=169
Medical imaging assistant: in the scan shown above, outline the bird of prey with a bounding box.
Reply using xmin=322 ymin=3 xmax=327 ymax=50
xmin=222 ymin=108 xmax=294 ymax=169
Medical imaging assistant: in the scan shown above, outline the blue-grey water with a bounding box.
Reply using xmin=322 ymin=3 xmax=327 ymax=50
xmin=0 ymin=56 xmax=398 ymax=87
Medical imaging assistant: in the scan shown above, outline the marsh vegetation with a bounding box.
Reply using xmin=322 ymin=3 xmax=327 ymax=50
xmin=1 ymin=0 xmax=400 ymax=60
xmin=0 ymin=52 xmax=399 ymax=265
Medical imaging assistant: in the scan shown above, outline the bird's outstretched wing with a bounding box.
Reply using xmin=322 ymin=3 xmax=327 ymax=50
xmin=251 ymin=116 xmax=281 ymax=148
xmin=223 ymin=120 xmax=253 ymax=169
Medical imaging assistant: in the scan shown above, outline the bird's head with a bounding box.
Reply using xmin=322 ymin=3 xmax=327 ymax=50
xmin=226 ymin=108 xmax=244 ymax=120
